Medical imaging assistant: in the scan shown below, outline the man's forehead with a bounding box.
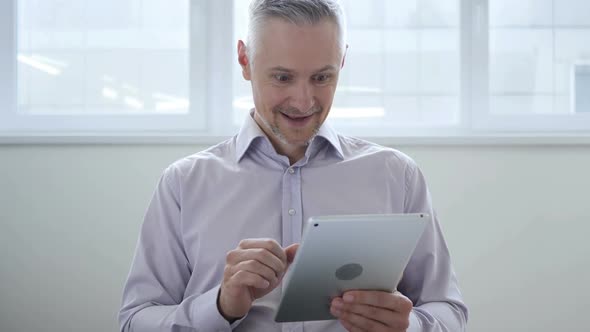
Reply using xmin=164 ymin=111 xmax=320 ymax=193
xmin=252 ymin=18 xmax=343 ymax=71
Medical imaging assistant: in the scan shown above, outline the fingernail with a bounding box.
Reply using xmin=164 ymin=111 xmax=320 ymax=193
xmin=343 ymin=294 xmax=354 ymax=303
xmin=262 ymin=280 xmax=270 ymax=288
xmin=332 ymin=299 xmax=343 ymax=309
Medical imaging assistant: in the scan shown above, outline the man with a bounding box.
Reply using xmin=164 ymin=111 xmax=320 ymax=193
xmin=119 ymin=0 xmax=468 ymax=331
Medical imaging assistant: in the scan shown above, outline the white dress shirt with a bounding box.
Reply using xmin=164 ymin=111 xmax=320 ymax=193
xmin=119 ymin=113 xmax=468 ymax=331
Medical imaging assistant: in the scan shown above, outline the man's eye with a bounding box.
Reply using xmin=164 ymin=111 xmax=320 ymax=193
xmin=314 ymin=74 xmax=331 ymax=82
xmin=275 ymin=74 xmax=291 ymax=82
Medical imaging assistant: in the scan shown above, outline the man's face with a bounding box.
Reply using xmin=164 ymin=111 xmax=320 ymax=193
xmin=238 ymin=18 xmax=345 ymax=150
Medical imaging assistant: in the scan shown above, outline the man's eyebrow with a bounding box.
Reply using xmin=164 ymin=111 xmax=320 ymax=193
xmin=267 ymin=65 xmax=338 ymax=73
xmin=268 ymin=66 xmax=293 ymax=73
xmin=314 ymin=65 xmax=338 ymax=73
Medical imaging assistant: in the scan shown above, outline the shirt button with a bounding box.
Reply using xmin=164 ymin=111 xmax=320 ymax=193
xmin=288 ymin=209 xmax=296 ymax=216
xmin=288 ymin=168 xmax=295 ymax=174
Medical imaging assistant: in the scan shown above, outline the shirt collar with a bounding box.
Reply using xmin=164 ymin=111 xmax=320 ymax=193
xmin=235 ymin=109 xmax=344 ymax=163
xmin=235 ymin=110 xmax=267 ymax=163
xmin=313 ymin=121 xmax=344 ymax=160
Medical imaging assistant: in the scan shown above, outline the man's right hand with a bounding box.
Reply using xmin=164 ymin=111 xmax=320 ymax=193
xmin=218 ymin=239 xmax=299 ymax=321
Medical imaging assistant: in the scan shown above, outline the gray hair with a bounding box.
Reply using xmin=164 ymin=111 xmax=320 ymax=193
xmin=246 ymin=0 xmax=347 ymax=59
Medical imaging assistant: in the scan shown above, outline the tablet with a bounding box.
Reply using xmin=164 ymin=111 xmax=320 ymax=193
xmin=274 ymin=213 xmax=428 ymax=323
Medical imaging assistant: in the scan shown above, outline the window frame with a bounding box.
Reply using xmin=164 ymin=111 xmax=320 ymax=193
xmin=1 ymin=0 xmax=590 ymax=145
xmin=0 ymin=0 xmax=211 ymax=137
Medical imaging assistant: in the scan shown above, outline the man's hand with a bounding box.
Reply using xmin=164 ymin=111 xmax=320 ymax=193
xmin=218 ymin=239 xmax=299 ymax=321
xmin=330 ymin=290 xmax=413 ymax=332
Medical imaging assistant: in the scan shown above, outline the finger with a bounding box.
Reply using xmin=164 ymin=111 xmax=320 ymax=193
xmin=238 ymin=238 xmax=287 ymax=263
xmin=230 ymin=270 xmax=271 ymax=289
xmin=343 ymin=290 xmax=413 ymax=313
xmin=230 ymin=260 xmax=279 ymax=285
xmin=340 ymin=319 xmax=365 ymax=332
xmin=284 ymin=243 xmax=299 ymax=264
xmin=331 ymin=301 xmax=372 ymax=332
xmin=337 ymin=301 xmax=407 ymax=328
xmin=227 ymin=248 xmax=286 ymax=276
xmin=339 ymin=310 xmax=389 ymax=332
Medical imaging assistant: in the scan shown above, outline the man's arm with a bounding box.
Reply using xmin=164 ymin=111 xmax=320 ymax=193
xmin=118 ymin=167 xmax=239 ymax=332
xmin=401 ymin=161 xmax=469 ymax=331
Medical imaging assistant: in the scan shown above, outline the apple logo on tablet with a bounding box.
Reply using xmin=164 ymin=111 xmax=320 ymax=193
xmin=335 ymin=263 xmax=363 ymax=280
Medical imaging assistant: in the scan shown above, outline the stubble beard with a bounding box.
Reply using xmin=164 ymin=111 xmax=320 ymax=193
xmin=259 ymin=105 xmax=323 ymax=147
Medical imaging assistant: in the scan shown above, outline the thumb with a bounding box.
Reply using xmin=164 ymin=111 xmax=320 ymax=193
xmin=284 ymin=243 xmax=300 ymax=265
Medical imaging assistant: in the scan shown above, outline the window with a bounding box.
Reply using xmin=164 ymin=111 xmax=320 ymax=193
xmin=1 ymin=0 xmax=205 ymax=136
xmin=479 ymin=0 xmax=590 ymax=131
xmin=1 ymin=0 xmax=590 ymax=141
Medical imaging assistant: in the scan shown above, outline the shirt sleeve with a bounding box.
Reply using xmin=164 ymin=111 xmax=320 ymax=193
xmin=118 ymin=166 xmax=245 ymax=332
xmin=400 ymin=160 xmax=469 ymax=332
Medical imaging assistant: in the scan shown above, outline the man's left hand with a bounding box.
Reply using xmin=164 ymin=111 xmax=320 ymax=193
xmin=330 ymin=290 xmax=413 ymax=332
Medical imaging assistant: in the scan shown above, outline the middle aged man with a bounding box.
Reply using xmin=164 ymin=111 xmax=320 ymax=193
xmin=119 ymin=1 xmax=468 ymax=331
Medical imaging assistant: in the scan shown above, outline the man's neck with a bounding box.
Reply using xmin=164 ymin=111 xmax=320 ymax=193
xmin=253 ymin=113 xmax=306 ymax=165
xmin=274 ymin=143 xmax=305 ymax=165
xmin=264 ymin=131 xmax=306 ymax=165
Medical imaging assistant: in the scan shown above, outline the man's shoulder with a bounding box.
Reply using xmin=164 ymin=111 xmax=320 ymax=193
xmin=337 ymin=134 xmax=417 ymax=169
xmin=163 ymin=136 xmax=237 ymax=179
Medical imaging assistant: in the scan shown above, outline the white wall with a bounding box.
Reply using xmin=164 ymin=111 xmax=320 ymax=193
xmin=1 ymin=144 xmax=589 ymax=332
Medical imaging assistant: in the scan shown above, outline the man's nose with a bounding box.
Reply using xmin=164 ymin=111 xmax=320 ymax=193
xmin=290 ymin=82 xmax=315 ymax=112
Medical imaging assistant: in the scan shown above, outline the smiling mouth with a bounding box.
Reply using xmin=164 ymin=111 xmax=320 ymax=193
xmin=279 ymin=112 xmax=316 ymax=127
xmin=281 ymin=112 xmax=314 ymax=120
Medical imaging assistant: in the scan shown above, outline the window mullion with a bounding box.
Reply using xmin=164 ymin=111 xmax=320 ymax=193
xmin=190 ymin=0 xmax=210 ymax=134
xmin=459 ymin=0 xmax=472 ymax=130
xmin=469 ymin=0 xmax=490 ymax=131
xmin=204 ymin=0 xmax=236 ymax=136
xmin=0 ymin=0 xmax=16 ymax=131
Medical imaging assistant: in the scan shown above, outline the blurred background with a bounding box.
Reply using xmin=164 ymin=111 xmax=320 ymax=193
xmin=1 ymin=0 xmax=589 ymax=331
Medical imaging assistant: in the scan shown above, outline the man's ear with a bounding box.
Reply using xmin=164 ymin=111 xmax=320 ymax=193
xmin=340 ymin=44 xmax=349 ymax=69
xmin=237 ymin=40 xmax=251 ymax=80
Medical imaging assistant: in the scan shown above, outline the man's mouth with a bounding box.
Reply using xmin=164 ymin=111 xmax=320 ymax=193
xmin=281 ymin=112 xmax=313 ymax=120
xmin=279 ymin=112 xmax=315 ymax=126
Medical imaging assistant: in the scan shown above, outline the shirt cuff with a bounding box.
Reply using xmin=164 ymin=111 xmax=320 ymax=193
xmin=188 ymin=284 xmax=247 ymax=331
xmin=407 ymin=309 xmax=422 ymax=332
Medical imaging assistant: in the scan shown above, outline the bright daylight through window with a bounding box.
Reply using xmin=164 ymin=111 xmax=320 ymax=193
xmin=0 ymin=0 xmax=589 ymax=140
